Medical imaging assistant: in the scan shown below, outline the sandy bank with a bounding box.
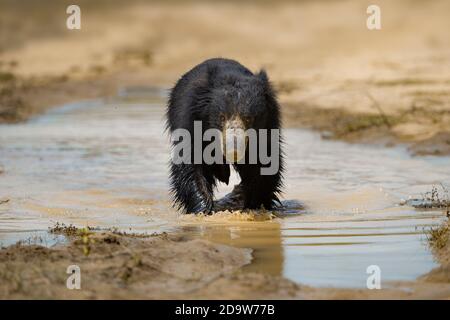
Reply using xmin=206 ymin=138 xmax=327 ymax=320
xmin=1 ymin=221 xmax=449 ymax=299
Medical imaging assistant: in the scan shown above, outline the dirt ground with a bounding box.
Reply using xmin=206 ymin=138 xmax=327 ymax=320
xmin=0 ymin=221 xmax=449 ymax=299
xmin=1 ymin=0 xmax=450 ymax=299
xmin=1 ymin=0 xmax=449 ymax=154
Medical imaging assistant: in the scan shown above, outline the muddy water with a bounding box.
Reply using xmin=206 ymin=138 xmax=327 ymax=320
xmin=0 ymin=89 xmax=448 ymax=288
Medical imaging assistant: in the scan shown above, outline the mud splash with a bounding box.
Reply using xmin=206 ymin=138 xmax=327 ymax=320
xmin=0 ymin=88 xmax=448 ymax=288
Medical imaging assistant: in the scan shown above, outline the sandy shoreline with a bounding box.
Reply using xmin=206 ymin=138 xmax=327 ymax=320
xmin=0 ymin=221 xmax=448 ymax=299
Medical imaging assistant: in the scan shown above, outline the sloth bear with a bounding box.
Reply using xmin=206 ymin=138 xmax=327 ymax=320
xmin=166 ymin=58 xmax=283 ymax=214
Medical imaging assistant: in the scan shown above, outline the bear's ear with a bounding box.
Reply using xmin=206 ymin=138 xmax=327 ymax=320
xmin=256 ymin=69 xmax=280 ymax=124
xmin=256 ymin=69 xmax=269 ymax=87
xmin=256 ymin=69 xmax=276 ymax=98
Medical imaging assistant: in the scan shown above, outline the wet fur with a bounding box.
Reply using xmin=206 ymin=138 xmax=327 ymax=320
xmin=166 ymin=58 xmax=284 ymax=213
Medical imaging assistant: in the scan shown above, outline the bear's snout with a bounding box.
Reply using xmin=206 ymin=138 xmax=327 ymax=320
xmin=223 ymin=116 xmax=246 ymax=163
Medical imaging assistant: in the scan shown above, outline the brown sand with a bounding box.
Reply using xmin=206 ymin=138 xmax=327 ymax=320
xmin=0 ymin=229 xmax=252 ymax=299
xmin=1 ymin=222 xmax=449 ymax=299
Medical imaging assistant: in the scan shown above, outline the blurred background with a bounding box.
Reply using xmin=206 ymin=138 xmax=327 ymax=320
xmin=1 ymin=0 xmax=449 ymax=154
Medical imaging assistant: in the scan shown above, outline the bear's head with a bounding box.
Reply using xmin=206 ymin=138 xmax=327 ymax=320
xmin=207 ymin=71 xmax=273 ymax=163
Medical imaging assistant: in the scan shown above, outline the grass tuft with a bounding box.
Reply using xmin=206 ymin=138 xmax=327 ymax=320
xmin=428 ymin=221 xmax=449 ymax=250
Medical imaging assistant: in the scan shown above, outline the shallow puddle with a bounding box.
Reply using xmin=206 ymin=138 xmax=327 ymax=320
xmin=0 ymin=89 xmax=448 ymax=288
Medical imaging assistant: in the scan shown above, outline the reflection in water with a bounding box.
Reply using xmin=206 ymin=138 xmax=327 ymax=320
xmin=178 ymin=218 xmax=284 ymax=276
xmin=0 ymin=88 xmax=449 ymax=287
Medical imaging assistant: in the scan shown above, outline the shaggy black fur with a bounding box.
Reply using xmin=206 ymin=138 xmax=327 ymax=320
xmin=166 ymin=58 xmax=283 ymax=213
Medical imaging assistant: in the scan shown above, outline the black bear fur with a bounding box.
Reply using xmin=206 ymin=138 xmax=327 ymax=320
xmin=166 ymin=58 xmax=283 ymax=214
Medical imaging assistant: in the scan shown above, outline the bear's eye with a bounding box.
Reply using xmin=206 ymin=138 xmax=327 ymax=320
xmin=219 ymin=114 xmax=226 ymax=122
xmin=242 ymin=116 xmax=252 ymax=124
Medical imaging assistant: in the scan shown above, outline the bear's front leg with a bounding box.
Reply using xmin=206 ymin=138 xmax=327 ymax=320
xmin=236 ymin=164 xmax=282 ymax=210
xmin=169 ymin=163 xmax=215 ymax=214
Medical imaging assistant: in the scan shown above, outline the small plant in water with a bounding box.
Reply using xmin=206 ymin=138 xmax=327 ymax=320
xmin=427 ymin=222 xmax=449 ymax=250
xmin=79 ymin=227 xmax=95 ymax=256
xmin=49 ymin=223 xmax=95 ymax=256
xmin=417 ymin=184 xmax=450 ymax=209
